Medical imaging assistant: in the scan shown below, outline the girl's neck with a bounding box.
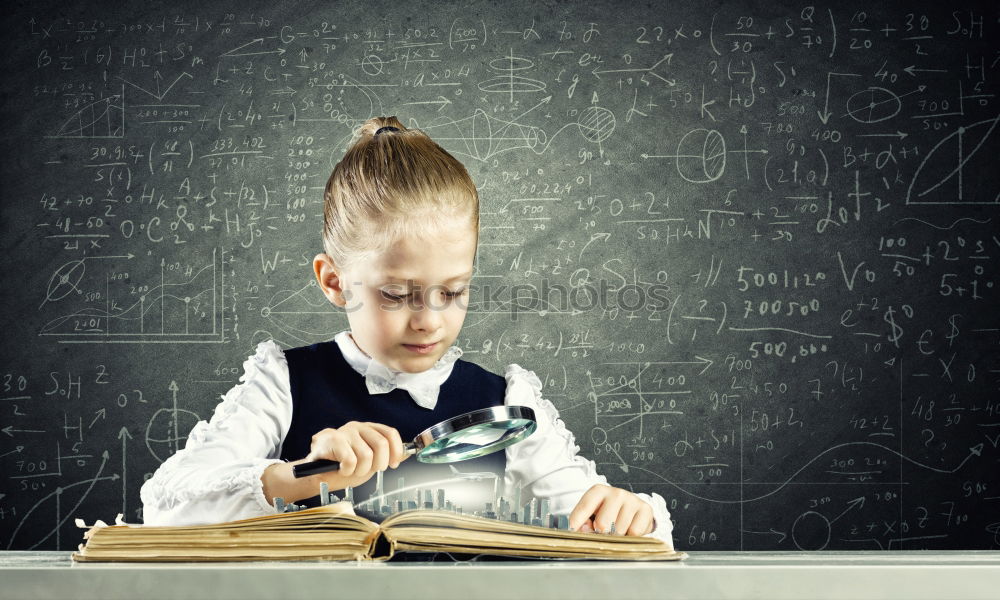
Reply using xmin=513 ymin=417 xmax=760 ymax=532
xmin=348 ymin=333 xmax=373 ymax=360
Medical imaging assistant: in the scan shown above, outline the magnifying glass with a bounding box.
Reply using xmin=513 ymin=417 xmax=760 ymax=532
xmin=292 ymin=405 xmax=537 ymax=478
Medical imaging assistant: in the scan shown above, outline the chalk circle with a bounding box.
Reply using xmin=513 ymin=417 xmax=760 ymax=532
xmin=846 ymin=86 xmax=901 ymax=123
xmin=478 ymin=76 xmax=545 ymax=94
xmin=591 ymin=426 xmax=608 ymax=446
xmin=360 ymin=54 xmax=384 ymax=76
xmin=676 ymin=128 xmax=726 ymax=183
xmin=791 ymin=510 xmax=831 ymax=551
xmin=577 ymin=106 xmax=615 ymax=143
xmin=46 ymin=260 xmax=87 ymax=302
xmin=488 ymin=55 xmax=535 ymax=72
xmin=525 ymin=125 xmax=547 ymax=149
xmin=145 ymin=407 xmax=202 ymax=464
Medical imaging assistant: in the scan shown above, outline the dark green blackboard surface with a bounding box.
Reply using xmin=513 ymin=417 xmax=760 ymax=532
xmin=1 ymin=0 xmax=998 ymax=551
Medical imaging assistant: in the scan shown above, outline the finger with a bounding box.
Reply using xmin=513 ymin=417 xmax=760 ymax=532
xmin=592 ymin=490 xmax=625 ymax=534
xmin=349 ymin=433 xmax=374 ymax=478
xmin=613 ymin=499 xmax=641 ymax=536
xmin=578 ymin=519 xmax=595 ymax=533
xmin=367 ymin=423 xmax=406 ymax=468
xmin=568 ymin=485 xmax=608 ymax=531
xmin=627 ymin=504 xmax=654 ymax=537
xmin=306 ymin=429 xmax=337 ymax=461
xmin=312 ymin=434 xmax=354 ymax=476
xmin=358 ymin=427 xmax=390 ymax=472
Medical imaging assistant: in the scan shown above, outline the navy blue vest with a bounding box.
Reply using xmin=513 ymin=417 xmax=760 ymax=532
xmin=280 ymin=339 xmax=508 ymax=512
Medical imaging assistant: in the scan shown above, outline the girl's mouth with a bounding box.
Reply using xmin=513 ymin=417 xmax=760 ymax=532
xmin=403 ymin=342 xmax=437 ymax=354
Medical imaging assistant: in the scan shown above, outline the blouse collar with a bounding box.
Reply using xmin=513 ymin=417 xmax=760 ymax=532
xmin=333 ymin=330 xmax=463 ymax=410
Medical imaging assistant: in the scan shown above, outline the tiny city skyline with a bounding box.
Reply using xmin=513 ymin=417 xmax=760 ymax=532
xmin=272 ymin=475 xmax=570 ymax=530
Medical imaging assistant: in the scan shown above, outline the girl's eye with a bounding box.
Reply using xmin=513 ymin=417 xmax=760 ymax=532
xmin=381 ymin=288 xmax=467 ymax=301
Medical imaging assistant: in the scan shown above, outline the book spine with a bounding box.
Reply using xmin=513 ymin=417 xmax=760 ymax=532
xmin=366 ymin=528 xmax=396 ymax=561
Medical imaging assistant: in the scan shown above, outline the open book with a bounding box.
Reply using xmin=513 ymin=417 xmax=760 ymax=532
xmin=72 ymin=502 xmax=686 ymax=562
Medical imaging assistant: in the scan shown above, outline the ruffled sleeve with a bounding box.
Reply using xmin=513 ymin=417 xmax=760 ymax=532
xmin=139 ymin=340 xmax=292 ymax=526
xmin=502 ymin=364 xmax=675 ymax=548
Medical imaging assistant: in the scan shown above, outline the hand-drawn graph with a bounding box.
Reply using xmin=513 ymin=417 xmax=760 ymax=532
xmin=4 ymin=444 xmax=117 ymax=551
xmin=589 ymin=360 xmax=701 ymax=440
xmin=48 ymin=85 xmax=125 ymax=139
xmin=39 ymin=248 xmax=227 ymax=343
xmin=906 ymin=114 xmax=1000 ymax=205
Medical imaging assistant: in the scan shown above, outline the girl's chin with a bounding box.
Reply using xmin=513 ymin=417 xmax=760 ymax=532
xmin=393 ymin=351 xmax=440 ymax=369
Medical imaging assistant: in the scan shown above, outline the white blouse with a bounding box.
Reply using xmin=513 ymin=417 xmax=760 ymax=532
xmin=140 ymin=331 xmax=675 ymax=546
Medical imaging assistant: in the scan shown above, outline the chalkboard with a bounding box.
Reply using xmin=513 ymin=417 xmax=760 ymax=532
xmin=1 ymin=0 xmax=997 ymax=552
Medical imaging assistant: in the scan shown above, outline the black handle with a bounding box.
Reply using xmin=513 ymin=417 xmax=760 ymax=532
xmin=292 ymin=459 xmax=340 ymax=478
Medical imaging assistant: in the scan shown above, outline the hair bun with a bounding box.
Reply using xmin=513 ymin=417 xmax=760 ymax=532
xmin=374 ymin=126 xmax=401 ymax=137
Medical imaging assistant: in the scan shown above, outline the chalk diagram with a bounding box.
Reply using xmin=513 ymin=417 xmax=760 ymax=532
xmin=4 ymin=380 xmax=203 ymax=550
xmin=4 ymin=448 xmax=118 ymax=550
xmin=906 ymin=113 xmax=1000 ymax=205
xmin=616 ymin=440 xmax=985 ymax=550
xmin=641 ymin=127 xmax=767 ymax=183
xmin=583 ymin=357 xmax=989 ymax=550
xmin=250 ymin=280 xmax=342 ymax=348
xmin=118 ymin=70 xmax=193 ymax=103
xmin=145 ymin=380 xmax=202 ymax=464
xmin=845 ymin=86 xmax=903 ymax=123
xmin=38 ymin=249 xmax=226 ymax=342
xmin=419 ymin=104 xmax=616 ymax=164
xmin=383 ymin=48 xmax=618 ymax=161
xmin=588 ymin=359 xmax=710 ymax=448
xmin=49 ymin=84 xmax=125 ymax=139
xmin=302 ymin=72 xmax=390 ymax=138
xmin=478 ymin=47 xmax=547 ymax=104
xmin=321 ymin=49 xmax=615 ymax=162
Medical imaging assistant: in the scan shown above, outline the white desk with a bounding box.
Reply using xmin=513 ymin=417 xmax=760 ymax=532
xmin=1 ymin=551 xmax=997 ymax=600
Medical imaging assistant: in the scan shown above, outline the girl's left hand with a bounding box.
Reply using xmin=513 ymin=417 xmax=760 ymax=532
xmin=568 ymin=484 xmax=654 ymax=536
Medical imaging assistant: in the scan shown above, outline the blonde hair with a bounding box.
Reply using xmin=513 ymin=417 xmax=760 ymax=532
xmin=322 ymin=116 xmax=479 ymax=272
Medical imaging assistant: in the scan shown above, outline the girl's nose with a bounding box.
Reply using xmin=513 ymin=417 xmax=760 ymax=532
xmin=409 ymin=298 xmax=444 ymax=333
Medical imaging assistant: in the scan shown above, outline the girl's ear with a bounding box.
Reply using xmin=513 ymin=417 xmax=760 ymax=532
xmin=313 ymin=253 xmax=348 ymax=307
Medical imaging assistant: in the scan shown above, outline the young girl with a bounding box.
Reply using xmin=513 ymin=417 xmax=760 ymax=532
xmin=140 ymin=116 xmax=675 ymax=547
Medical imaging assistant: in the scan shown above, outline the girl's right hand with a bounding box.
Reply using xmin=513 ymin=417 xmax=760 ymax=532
xmin=304 ymin=421 xmax=410 ymax=489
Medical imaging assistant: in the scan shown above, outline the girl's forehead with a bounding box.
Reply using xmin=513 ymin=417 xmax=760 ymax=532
xmin=362 ymin=231 xmax=476 ymax=285
xmin=376 ymin=267 xmax=474 ymax=286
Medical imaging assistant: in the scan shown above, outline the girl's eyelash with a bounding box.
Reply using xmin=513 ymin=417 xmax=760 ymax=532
xmin=380 ymin=288 xmax=467 ymax=301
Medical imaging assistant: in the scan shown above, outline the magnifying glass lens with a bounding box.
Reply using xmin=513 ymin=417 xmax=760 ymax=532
xmin=417 ymin=418 xmax=536 ymax=463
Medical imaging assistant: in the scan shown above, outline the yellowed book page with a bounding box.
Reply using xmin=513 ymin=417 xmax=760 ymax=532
xmin=380 ymin=510 xmax=683 ymax=560
xmin=82 ymin=531 xmax=364 ymax=548
xmin=384 ymin=510 xmax=665 ymax=543
xmin=72 ymin=502 xmax=378 ymax=562
xmin=382 ymin=509 xmax=608 ymax=538
xmin=81 ymin=502 xmax=371 ymax=535
xmin=389 ymin=526 xmax=679 ymax=559
xmin=393 ymin=542 xmax=685 ymax=561
xmin=72 ymin=543 xmax=369 ymax=562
